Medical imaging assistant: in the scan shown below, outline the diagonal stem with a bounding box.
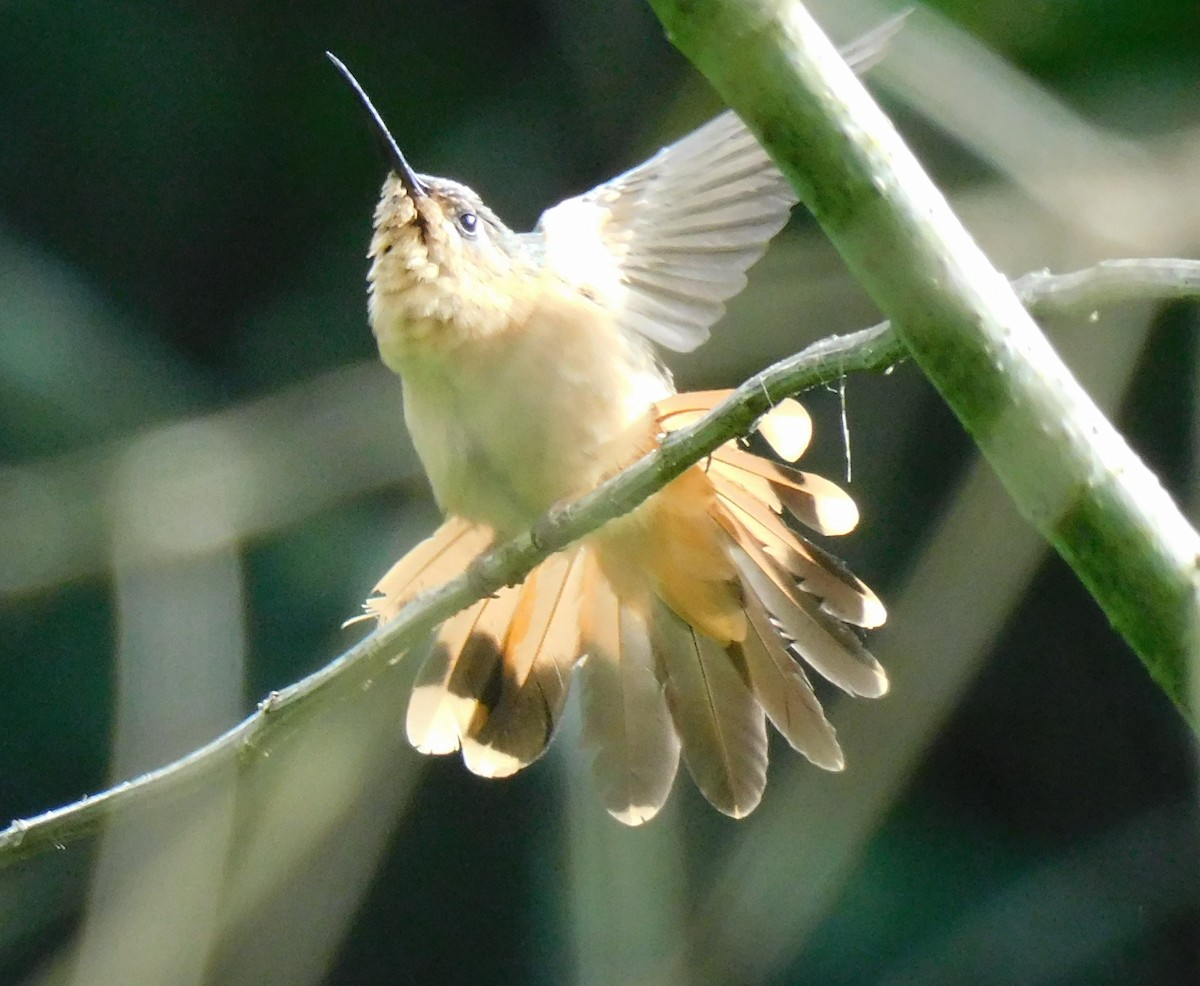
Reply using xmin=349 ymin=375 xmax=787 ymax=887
xmin=648 ymin=0 xmax=1200 ymax=722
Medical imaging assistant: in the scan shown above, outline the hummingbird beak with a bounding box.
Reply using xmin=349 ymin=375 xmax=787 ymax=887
xmin=326 ymin=52 xmax=428 ymax=200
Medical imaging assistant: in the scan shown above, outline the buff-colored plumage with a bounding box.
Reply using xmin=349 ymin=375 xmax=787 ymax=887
xmin=363 ymin=394 xmax=887 ymax=823
xmin=333 ymin=15 xmax=904 ymax=823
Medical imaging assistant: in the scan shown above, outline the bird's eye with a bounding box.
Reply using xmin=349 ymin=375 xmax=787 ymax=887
xmin=456 ymin=211 xmax=479 ymax=237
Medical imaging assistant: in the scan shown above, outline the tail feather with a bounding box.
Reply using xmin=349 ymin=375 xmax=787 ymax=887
xmin=709 ymin=471 xmax=885 ymax=629
xmin=710 ymin=445 xmax=860 ymax=536
xmin=406 ymin=597 xmax=490 ymax=755
xmin=753 ymin=399 xmax=812 ymax=462
xmin=578 ymin=555 xmax=680 ymax=825
xmin=365 ymin=517 xmax=494 ymax=623
xmin=727 ymin=536 xmax=888 ymax=698
xmin=737 ymin=594 xmax=843 ymax=770
xmin=657 ymin=390 xmax=813 ymax=463
xmin=656 ymin=389 xmax=735 ymax=429
xmin=364 ymin=391 xmax=886 ymax=822
xmin=407 ymin=582 xmax=527 ymax=757
xmin=650 ymin=601 xmax=768 ymax=819
xmin=461 ymin=549 xmax=585 ymax=777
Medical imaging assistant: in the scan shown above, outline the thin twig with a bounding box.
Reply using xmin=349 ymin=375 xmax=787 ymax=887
xmin=0 ymin=260 xmax=1195 ymax=866
xmin=1013 ymin=258 xmax=1200 ymax=314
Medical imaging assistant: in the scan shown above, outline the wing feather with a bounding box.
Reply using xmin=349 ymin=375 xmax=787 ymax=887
xmin=537 ymin=110 xmax=793 ymax=354
xmin=533 ymin=22 xmax=901 ymax=353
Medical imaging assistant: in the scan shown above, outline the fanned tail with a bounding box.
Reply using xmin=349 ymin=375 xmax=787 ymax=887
xmin=576 ymin=393 xmax=887 ymax=821
xmin=363 ymin=391 xmax=887 ymax=824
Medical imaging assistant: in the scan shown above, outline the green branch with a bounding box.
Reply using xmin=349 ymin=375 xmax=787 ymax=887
xmin=1 ymin=259 xmax=1197 ymax=866
xmin=649 ymin=0 xmax=1200 ymax=719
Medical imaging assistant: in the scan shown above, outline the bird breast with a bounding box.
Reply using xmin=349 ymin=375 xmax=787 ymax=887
xmin=394 ymin=277 xmax=673 ymax=537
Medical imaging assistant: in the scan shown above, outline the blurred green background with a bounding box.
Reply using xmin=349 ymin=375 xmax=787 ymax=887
xmin=1 ymin=1 xmax=1198 ymax=983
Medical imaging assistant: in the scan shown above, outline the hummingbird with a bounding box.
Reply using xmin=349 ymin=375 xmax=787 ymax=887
xmin=329 ymin=19 xmax=897 ymax=824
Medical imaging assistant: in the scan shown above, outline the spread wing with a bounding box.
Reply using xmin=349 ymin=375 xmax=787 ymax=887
xmin=537 ymin=110 xmax=794 ymax=353
xmin=534 ymin=14 xmax=905 ymax=353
